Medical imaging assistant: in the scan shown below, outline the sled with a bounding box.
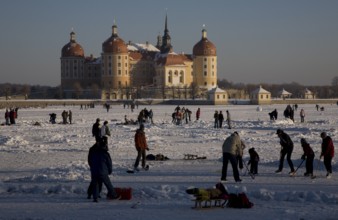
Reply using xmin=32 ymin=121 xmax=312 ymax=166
xmin=192 ymin=198 xmax=228 ymax=209
xmin=184 ymin=154 xmax=207 ymax=160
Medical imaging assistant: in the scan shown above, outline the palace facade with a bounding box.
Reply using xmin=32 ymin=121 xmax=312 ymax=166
xmin=60 ymin=16 xmax=218 ymax=100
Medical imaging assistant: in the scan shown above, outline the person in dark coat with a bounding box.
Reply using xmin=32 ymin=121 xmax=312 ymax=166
xmin=87 ymin=143 xmax=103 ymax=199
xmin=320 ymin=132 xmax=335 ymax=178
xmin=92 ymin=118 xmax=101 ymax=143
xmin=213 ymin=111 xmax=219 ymax=128
xmin=300 ymin=138 xmax=315 ymax=177
xmin=88 ymin=142 xmax=119 ymax=202
xmin=275 ymin=129 xmax=295 ymax=174
xmin=218 ymin=111 xmax=224 ymax=128
xmin=247 ymin=148 xmax=260 ymax=175
xmin=196 ymin=108 xmax=200 ymax=121
xmin=269 ymin=109 xmax=278 ymax=121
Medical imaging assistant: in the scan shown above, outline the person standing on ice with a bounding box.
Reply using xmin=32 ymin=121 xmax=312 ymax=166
xmin=92 ymin=118 xmax=101 ymax=143
xmin=275 ymin=129 xmax=295 ymax=174
xmin=320 ymin=132 xmax=334 ymax=178
xmin=214 ymin=110 xmax=219 ymax=128
xmin=226 ymin=110 xmax=231 ymax=129
xmin=134 ymin=124 xmax=149 ymax=171
xmin=221 ymin=132 xmax=242 ymax=182
xmin=300 ymin=109 xmax=305 ymax=123
xmin=88 ymin=142 xmax=120 ymax=202
xmin=218 ymin=111 xmax=224 ymax=128
xmin=68 ymin=110 xmax=72 ymax=124
xmin=196 ymin=108 xmax=200 ymax=121
xmin=300 ymin=138 xmax=315 ymax=177
xmin=100 ymin=121 xmax=111 ymax=147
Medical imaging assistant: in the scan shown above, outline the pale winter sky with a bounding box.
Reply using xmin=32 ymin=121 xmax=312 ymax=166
xmin=0 ymin=0 xmax=337 ymax=86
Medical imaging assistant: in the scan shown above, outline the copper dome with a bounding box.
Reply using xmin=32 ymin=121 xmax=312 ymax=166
xmin=193 ymin=29 xmax=216 ymax=56
xmin=102 ymin=25 xmax=128 ymax=53
xmin=61 ymin=32 xmax=84 ymax=57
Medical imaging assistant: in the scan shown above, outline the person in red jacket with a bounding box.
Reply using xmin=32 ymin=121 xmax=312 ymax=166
xmin=300 ymin=138 xmax=315 ymax=177
xmin=320 ymin=132 xmax=335 ymax=178
xmin=134 ymin=124 xmax=149 ymax=171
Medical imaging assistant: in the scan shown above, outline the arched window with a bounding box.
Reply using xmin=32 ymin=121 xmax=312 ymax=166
xmin=179 ymin=71 xmax=184 ymax=83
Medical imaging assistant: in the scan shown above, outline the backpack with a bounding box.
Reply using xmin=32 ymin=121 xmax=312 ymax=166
xmin=227 ymin=193 xmax=254 ymax=208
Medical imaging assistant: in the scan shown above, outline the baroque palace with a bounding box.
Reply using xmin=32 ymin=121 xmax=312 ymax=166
xmin=60 ymin=16 xmax=218 ymax=100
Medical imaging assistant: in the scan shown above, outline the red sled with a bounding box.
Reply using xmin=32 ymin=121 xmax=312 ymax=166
xmin=115 ymin=187 xmax=132 ymax=200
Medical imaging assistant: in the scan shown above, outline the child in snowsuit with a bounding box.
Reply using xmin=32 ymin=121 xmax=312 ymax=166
xmin=300 ymin=138 xmax=315 ymax=177
xmin=247 ymin=148 xmax=259 ymax=175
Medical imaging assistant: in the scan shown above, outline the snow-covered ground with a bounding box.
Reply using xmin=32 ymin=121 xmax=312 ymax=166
xmin=0 ymin=104 xmax=337 ymax=220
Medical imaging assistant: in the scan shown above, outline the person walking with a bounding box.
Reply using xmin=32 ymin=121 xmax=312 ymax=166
xmin=134 ymin=124 xmax=149 ymax=171
xmin=300 ymin=109 xmax=305 ymax=123
xmin=88 ymin=142 xmax=120 ymax=202
xmin=92 ymin=118 xmax=101 ymax=143
xmin=275 ymin=129 xmax=295 ymax=174
xmin=300 ymin=138 xmax=315 ymax=177
xmin=100 ymin=121 xmax=111 ymax=147
xmin=320 ymin=132 xmax=334 ymax=178
xmin=221 ymin=132 xmax=242 ymax=182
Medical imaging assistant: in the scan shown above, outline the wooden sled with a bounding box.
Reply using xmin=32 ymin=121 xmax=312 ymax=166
xmin=184 ymin=154 xmax=207 ymax=160
xmin=192 ymin=198 xmax=228 ymax=209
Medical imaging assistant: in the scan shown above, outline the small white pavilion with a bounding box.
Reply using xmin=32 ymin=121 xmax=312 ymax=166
xmin=250 ymin=86 xmax=271 ymax=105
xmin=207 ymin=87 xmax=228 ymax=105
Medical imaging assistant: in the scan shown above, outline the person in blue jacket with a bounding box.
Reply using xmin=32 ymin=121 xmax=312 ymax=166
xmin=88 ymin=142 xmax=119 ymax=202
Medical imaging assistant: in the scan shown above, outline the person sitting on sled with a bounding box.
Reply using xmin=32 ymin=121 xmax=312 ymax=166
xmin=300 ymin=138 xmax=315 ymax=177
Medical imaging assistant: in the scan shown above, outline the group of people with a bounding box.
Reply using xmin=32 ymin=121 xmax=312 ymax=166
xmin=269 ymin=105 xmax=306 ymax=123
xmin=275 ymin=129 xmax=334 ymax=178
xmin=221 ymin=129 xmax=334 ymax=182
xmin=137 ymin=108 xmax=154 ymax=125
xmin=171 ymin=106 xmax=193 ymax=125
xmin=221 ymin=132 xmax=259 ymax=182
xmin=213 ymin=110 xmax=231 ymax=129
xmin=88 ymin=118 xmax=149 ymax=202
xmin=61 ymin=110 xmax=72 ymax=124
xmin=4 ymin=108 xmax=18 ymax=125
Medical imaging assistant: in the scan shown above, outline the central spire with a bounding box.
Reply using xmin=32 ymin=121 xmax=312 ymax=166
xmin=160 ymin=13 xmax=172 ymax=54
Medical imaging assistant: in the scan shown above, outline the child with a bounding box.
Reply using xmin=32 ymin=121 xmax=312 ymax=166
xmin=247 ymin=148 xmax=260 ymax=175
xmin=300 ymin=138 xmax=315 ymax=177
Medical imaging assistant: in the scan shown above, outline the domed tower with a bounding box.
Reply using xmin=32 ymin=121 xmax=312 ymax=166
xmin=192 ymin=27 xmax=217 ymax=89
xmin=101 ymin=23 xmax=130 ymax=99
xmin=60 ymin=31 xmax=85 ymax=98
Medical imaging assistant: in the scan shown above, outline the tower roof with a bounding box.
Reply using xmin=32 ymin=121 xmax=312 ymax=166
xmin=193 ymin=28 xmax=216 ymax=56
xmin=102 ymin=23 xmax=128 ymax=53
xmin=61 ymin=31 xmax=84 ymax=57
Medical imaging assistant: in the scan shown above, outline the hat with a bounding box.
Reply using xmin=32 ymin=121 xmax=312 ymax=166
xmin=276 ymin=129 xmax=283 ymax=134
xmin=320 ymin=132 xmax=327 ymax=138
